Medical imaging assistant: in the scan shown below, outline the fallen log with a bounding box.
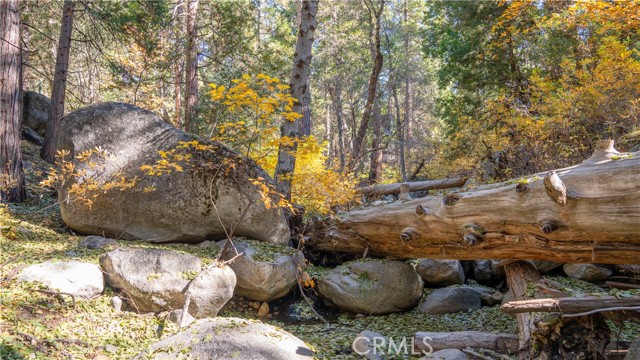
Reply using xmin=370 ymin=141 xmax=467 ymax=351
xmin=503 ymin=261 xmax=610 ymax=359
xmin=413 ymin=331 xmax=518 ymax=353
xmin=501 ymin=296 xmax=640 ymax=316
xmin=307 ymin=141 xmax=640 ymax=264
xmin=356 ymin=177 xmax=467 ymax=196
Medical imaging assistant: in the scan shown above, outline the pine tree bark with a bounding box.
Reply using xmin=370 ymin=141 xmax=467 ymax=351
xmin=368 ymin=97 xmax=383 ymax=183
xmin=184 ymin=0 xmax=199 ymax=133
xmin=274 ymin=0 xmax=319 ymax=200
xmin=40 ymin=0 xmax=75 ymax=163
xmin=0 ymin=0 xmax=26 ymax=202
xmin=350 ymin=0 xmax=384 ymax=171
xmin=173 ymin=0 xmax=184 ymax=128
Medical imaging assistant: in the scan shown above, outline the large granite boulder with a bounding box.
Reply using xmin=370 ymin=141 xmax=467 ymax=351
xmin=18 ymin=260 xmax=104 ymax=299
xmin=134 ymin=318 xmax=314 ymax=360
xmin=22 ymin=91 xmax=50 ymax=136
xmin=219 ymin=239 xmax=303 ymax=302
xmin=317 ymin=259 xmax=423 ymax=315
xmin=57 ymin=102 xmax=289 ymax=244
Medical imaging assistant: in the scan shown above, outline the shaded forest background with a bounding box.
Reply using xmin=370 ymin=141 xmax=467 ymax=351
xmin=17 ymin=0 xmax=640 ymax=189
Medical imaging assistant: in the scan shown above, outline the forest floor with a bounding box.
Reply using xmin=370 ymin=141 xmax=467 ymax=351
xmin=0 ymin=142 xmax=638 ymax=360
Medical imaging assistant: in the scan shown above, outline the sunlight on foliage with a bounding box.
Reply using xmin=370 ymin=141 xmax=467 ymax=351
xmin=208 ymin=74 xmax=358 ymax=214
xmin=40 ymin=148 xmax=139 ymax=208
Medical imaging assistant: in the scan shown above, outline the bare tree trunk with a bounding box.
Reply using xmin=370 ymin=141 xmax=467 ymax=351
xmin=349 ymin=0 xmax=384 ymax=171
xmin=307 ymin=141 xmax=640 ymax=264
xmin=173 ymin=0 xmax=184 ymax=129
xmin=184 ymin=0 xmax=199 ymax=133
xmin=40 ymin=0 xmax=75 ymax=163
xmin=402 ymin=0 xmax=413 ymax=141
xmin=0 ymin=0 xmax=25 ymax=202
xmin=335 ymin=81 xmax=346 ymax=171
xmin=274 ymin=0 xmax=319 ymax=200
xmin=368 ymin=97 xmax=383 ymax=183
xmin=392 ymin=82 xmax=406 ymax=180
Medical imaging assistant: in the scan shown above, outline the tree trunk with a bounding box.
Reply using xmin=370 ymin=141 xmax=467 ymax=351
xmin=184 ymin=0 xmax=199 ymax=133
xmin=368 ymin=97 xmax=383 ymax=183
xmin=173 ymin=0 xmax=184 ymax=129
xmin=392 ymin=78 xmax=406 ymax=181
xmin=307 ymin=141 xmax=640 ymax=264
xmin=0 ymin=0 xmax=25 ymax=202
xmin=349 ymin=0 xmax=384 ymax=171
xmin=357 ymin=177 xmax=467 ymax=196
xmin=274 ymin=0 xmax=318 ymax=200
xmin=40 ymin=0 xmax=75 ymax=163
xmin=330 ymin=79 xmax=346 ymax=171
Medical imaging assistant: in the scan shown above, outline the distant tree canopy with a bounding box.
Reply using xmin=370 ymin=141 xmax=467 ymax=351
xmin=11 ymin=0 xmax=640 ymax=201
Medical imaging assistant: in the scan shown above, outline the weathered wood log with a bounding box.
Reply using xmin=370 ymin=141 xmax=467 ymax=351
xmin=503 ymin=261 xmax=611 ymax=359
xmin=413 ymin=331 xmax=519 ymax=353
xmin=307 ymin=141 xmax=640 ymax=264
xmin=501 ymin=296 xmax=640 ymax=316
xmin=356 ymin=177 xmax=467 ymax=196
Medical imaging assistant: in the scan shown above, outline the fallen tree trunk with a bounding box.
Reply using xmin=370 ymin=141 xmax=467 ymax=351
xmin=307 ymin=141 xmax=640 ymax=264
xmin=501 ymin=296 xmax=640 ymax=316
xmin=413 ymin=331 xmax=519 ymax=353
xmin=357 ymin=177 xmax=467 ymax=196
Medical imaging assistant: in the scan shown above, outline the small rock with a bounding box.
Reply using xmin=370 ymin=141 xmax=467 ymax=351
xmin=18 ymin=260 xmax=104 ymax=299
xmin=352 ymin=331 xmax=387 ymax=360
xmin=166 ymin=309 xmax=194 ymax=327
xmin=625 ymin=338 xmax=640 ymax=360
xmin=423 ymin=349 xmax=469 ymax=360
xmin=415 ymin=259 xmax=465 ymax=287
xmin=257 ymin=302 xmax=269 ymax=317
xmin=355 ymin=313 xmax=365 ymax=318
xmin=110 ymin=296 xmax=123 ymax=311
xmin=533 ymin=260 xmax=563 ymax=274
xmin=563 ymin=264 xmax=612 ymax=283
xmin=472 ymin=260 xmax=504 ymax=285
xmin=92 ymin=355 xmax=110 ymax=360
xmin=420 ymin=287 xmax=481 ymax=315
xmin=104 ymin=344 xmax=118 ymax=354
xmin=78 ymin=235 xmax=119 ymax=250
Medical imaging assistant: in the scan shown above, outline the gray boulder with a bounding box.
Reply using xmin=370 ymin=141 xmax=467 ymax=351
xmin=57 ymin=102 xmax=289 ymax=244
xmin=78 ymin=235 xmax=119 ymax=250
xmin=472 ymin=260 xmax=504 ymax=285
xmin=625 ymin=338 xmax=640 ymax=360
xmin=317 ymin=260 xmax=423 ymax=315
xmin=186 ymin=263 xmax=236 ymax=318
xmin=99 ymin=248 xmax=201 ymax=312
xmin=22 ymin=91 xmax=50 ymax=136
xmin=219 ymin=239 xmax=302 ymax=302
xmin=563 ymin=264 xmax=612 ymax=283
xmin=18 ymin=260 xmax=104 ymax=299
xmin=420 ymin=287 xmax=481 ymax=315
xmin=422 ymin=349 xmax=469 ymax=360
xmin=134 ymin=318 xmax=314 ymax=360
xmin=533 ymin=260 xmax=563 ymax=274
xmin=415 ymin=259 xmax=465 ymax=287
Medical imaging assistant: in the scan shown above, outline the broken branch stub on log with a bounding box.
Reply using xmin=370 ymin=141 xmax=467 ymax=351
xmin=307 ymin=141 xmax=640 ymax=264
xmin=356 ymin=177 xmax=467 ymax=196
